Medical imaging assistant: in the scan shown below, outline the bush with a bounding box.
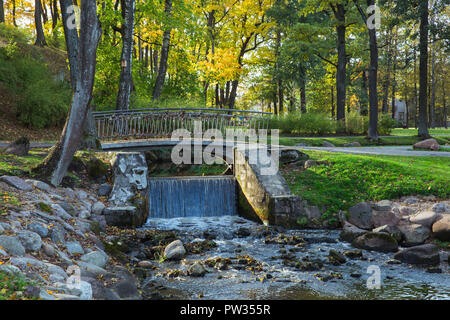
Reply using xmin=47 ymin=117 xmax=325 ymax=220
xmin=346 ymin=111 xmax=369 ymax=135
xmin=268 ymin=112 xmax=336 ymax=135
xmin=378 ymin=114 xmax=399 ymax=136
xmin=0 ymin=46 xmax=71 ymax=129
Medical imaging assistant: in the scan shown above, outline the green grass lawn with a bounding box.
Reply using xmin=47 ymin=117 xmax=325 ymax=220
xmin=276 ymin=135 xmax=450 ymax=147
xmin=0 ymin=149 xmax=46 ymax=176
xmin=281 ymin=151 xmax=450 ymax=223
xmin=391 ymin=128 xmax=450 ymax=136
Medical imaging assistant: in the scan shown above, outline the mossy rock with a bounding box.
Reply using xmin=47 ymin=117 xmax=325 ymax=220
xmin=38 ymin=202 xmax=52 ymax=213
xmin=352 ymin=232 xmax=398 ymax=253
xmin=86 ymin=158 xmax=109 ymax=179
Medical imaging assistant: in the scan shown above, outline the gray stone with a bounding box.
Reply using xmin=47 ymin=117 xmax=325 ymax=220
xmin=46 ymin=263 xmax=67 ymax=279
xmin=25 ymin=180 xmax=51 ymax=192
xmin=0 ymin=235 xmax=26 ymax=256
xmin=432 ymin=215 xmax=450 ymax=241
xmin=76 ymin=190 xmax=88 ymax=200
xmin=137 ymin=260 xmax=154 ymax=268
xmin=374 ymin=200 xmax=392 ymax=211
xmin=432 ymin=202 xmax=449 ymax=214
xmin=65 ymin=241 xmax=84 ymax=255
xmin=328 ymin=250 xmax=346 ymax=265
xmin=79 ymin=209 xmax=91 ymax=219
xmin=343 ymin=142 xmax=361 ymax=147
xmin=188 ymin=262 xmax=206 ymax=277
xmin=50 ymin=203 xmax=73 ymax=220
xmin=322 ymin=141 xmax=335 ymax=148
xmin=76 ymin=261 xmax=108 ymax=276
xmin=373 ymin=225 xmax=402 ymax=242
xmin=0 ymin=264 xmax=22 ymax=275
xmin=39 ymin=289 xmax=56 ymax=300
xmin=50 ymin=225 xmax=66 ymax=244
xmin=413 ymin=138 xmax=440 ymax=151
xmin=17 ymin=230 xmax=42 ymax=252
xmin=348 ymin=202 xmax=373 ymax=230
xmin=42 ymin=243 xmax=56 ymax=257
xmin=398 ymin=223 xmax=430 ymax=246
xmin=4 ymin=137 xmax=30 ymax=156
xmin=56 ymin=250 xmax=72 ymax=264
xmin=352 ymin=232 xmax=398 ymax=253
xmin=110 ymin=280 xmax=141 ymax=300
xmin=57 ymin=202 xmax=77 ymax=217
xmin=98 ymin=184 xmax=112 ymax=197
xmin=371 ymin=210 xmax=399 ymax=228
xmin=164 ymin=240 xmax=186 ymax=260
xmin=27 ymin=222 xmax=49 ymax=238
xmin=0 ymin=176 xmax=33 ymax=191
xmin=91 ymin=202 xmax=106 ymax=215
xmin=410 ymin=211 xmax=439 ymax=228
xmin=80 ymin=251 xmax=108 ymax=269
xmin=10 ymin=257 xmax=46 ymax=270
xmin=394 ymin=244 xmax=440 ymax=265
xmin=340 ymin=221 xmax=368 ymax=242
xmin=104 ymin=206 xmax=147 ymax=229
xmin=404 ymin=197 xmax=420 ymax=204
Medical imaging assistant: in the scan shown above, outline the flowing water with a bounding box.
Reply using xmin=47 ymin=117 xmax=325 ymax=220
xmin=142 ymin=216 xmax=450 ymax=300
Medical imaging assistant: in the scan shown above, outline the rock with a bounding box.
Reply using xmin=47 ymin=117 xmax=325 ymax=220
xmin=42 ymin=243 xmax=56 ymax=257
xmin=86 ymin=158 xmax=109 ymax=180
xmin=76 ymin=261 xmax=108 ymax=276
xmin=0 ymin=264 xmax=22 ymax=275
xmin=235 ymin=227 xmax=251 ymax=238
xmin=57 ymin=202 xmax=77 ymax=217
xmin=90 ymin=215 xmax=107 ymax=233
xmin=0 ymin=235 xmax=26 ymax=256
xmin=17 ymin=231 xmax=42 ymax=252
xmin=304 ymin=160 xmax=317 ymax=169
xmin=373 ymin=200 xmax=392 ymax=211
xmin=404 ymin=197 xmax=420 ymax=204
xmin=50 ymin=225 xmax=66 ymax=244
xmin=432 ymin=202 xmax=449 ymax=214
xmin=431 ymin=215 xmax=450 ymax=241
xmin=104 ymin=206 xmax=147 ymax=229
xmin=110 ymin=280 xmax=141 ymax=300
xmin=46 ymin=263 xmax=68 ymax=280
xmin=0 ymin=176 xmax=33 ymax=191
xmin=410 ymin=211 xmax=439 ymax=228
xmin=343 ymin=142 xmax=361 ymax=147
xmin=394 ymin=244 xmax=440 ymax=265
xmin=98 ymin=183 xmax=112 ymax=197
xmin=352 ymin=232 xmax=398 ymax=253
xmin=91 ymin=202 xmax=105 ymax=215
xmin=25 ymin=179 xmax=51 ymax=192
xmin=65 ymin=241 xmax=84 ymax=255
xmin=279 ymin=149 xmax=309 ymax=164
xmin=343 ymin=249 xmax=363 ymax=259
xmin=27 ymin=222 xmax=49 ymax=238
xmin=426 ymin=267 xmax=442 ymax=273
xmin=49 ymin=203 xmax=73 ymax=220
xmin=80 ymin=251 xmax=108 ymax=269
xmin=413 ymin=138 xmax=440 ymax=151
xmin=39 ymin=289 xmax=56 ymax=300
xmin=386 ymin=259 xmax=402 ymax=265
xmin=25 ymin=286 xmax=41 ymax=298
xmin=188 ymin=262 xmax=207 ymax=277
xmin=164 ymin=240 xmax=186 ymax=260
xmin=328 ymin=250 xmax=346 ymax=265
xmin=137 ymin=260 xmax=154 ymax=268
xmin=79 ymin=209 xmax=91 ymax=219
xmin=82 ymin=277 xmax=107 ymax=300
xmin=398 ymin=223 xmax=430 ymax=246
xmin=76 ymin=190 xmax=88 ymax=200
xmin=372 ymin=225 xmax=402 ymax=242
xmin=322 ymin=141 xmax=335 ymax=148
xmin=10 ymin=257 xmax=46 ymax=270
xmin=371 ymin=210 xmax=399 ymax=228
xmin=4 ymin=137 xmax=30 ymax=156
xmin=109 ymin=152 xmax=148 ymax=206
xmin=340 ymin=221 xmax=368 ymax=242
xmin=348 ymin=202 xmax=373 ymax=230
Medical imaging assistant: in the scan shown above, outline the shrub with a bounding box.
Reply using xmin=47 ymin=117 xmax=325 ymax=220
xmin=378 ymin=114 xmax=399 ymax=135
xmin=346 ymin=111 xmax=369 ymax=135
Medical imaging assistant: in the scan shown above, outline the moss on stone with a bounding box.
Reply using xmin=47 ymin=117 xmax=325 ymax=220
xmin=38 ymin=202 xmax=52 ymax=213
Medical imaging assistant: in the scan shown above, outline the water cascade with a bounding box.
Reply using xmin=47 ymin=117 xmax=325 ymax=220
xmin=147 ymin=176 xmax=237 ymax=219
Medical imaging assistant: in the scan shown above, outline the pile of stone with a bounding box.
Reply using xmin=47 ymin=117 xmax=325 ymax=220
xmin=340 ymin=197 xmax=449 ymax=265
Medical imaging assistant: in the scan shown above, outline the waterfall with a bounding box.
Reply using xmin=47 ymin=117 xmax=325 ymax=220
xmin=147 ymin=176 xmax=237 ymax=219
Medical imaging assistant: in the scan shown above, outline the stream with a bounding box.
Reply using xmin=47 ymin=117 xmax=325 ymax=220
xmin=141 ymin=215 xmax=450 ymax=300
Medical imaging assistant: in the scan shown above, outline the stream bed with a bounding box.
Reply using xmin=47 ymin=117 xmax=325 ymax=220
xmin=141 ymin=216 xmax=450 ymax=300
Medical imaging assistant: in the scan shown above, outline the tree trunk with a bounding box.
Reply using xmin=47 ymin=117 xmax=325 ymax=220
xmin=12 ymin=0 xmax=17 ymax=27
xmin=0 ymin=0 xmax=5 ymax=23
xmin=413 ymin=46 xmax=418 ymax=128
xmin=152 ymin=0 xmax=172 ymax=101
xmin=360 ymin=69 xmax=368 ymax=116
xmin=51 ymin=0 xmax=58 ymax=31
xmin=430 ymin=34 xmax=436 ymax=128
xmin=418 ymin=0 xmax=430 ymax=138
xmin=382 ymin=31 xmax=391 ymax=114
xmin=331 ymin=85 xmax=335 ymax=119
xmin=34 ymin=0 xmax=47 ymax=47
xmin=334 ymin=4 xmax=347 ymax=124
xmin=116 ymin=0 xmax=135 ymax=111
xmin=33 ymin=0 xmax=102 ymax=186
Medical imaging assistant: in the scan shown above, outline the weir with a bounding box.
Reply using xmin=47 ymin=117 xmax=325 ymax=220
xmin=147 ymin=176 xmax=237 ymax=219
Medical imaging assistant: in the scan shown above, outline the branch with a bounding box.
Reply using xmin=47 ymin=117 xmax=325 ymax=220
xmin=315 ymin=53 xmax=337 ymax=68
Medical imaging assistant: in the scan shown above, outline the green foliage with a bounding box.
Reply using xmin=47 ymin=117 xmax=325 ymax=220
xmin=38 ymin=202 xmax=52 ymax=213
xmin=268 ymin=112 xmax=336 ymax=135
xmin=378 ymin=114 xmax=399 ymax=135
xmin=0 ymin=40 xmax=71 ymax=129
xmin=283 ymin=151 xmax=450 ymax=218
xmin=0 ymin=24 xmax=31 ymax=44
xmin=0 ymin=271 xmax=38 ymax=300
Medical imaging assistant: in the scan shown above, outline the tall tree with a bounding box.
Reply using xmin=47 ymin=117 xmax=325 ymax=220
xmin=0 ymin=0 xmax=5 ymax=23
xmin=152 ymin=0 xmax=173 ymax=101
xmin=116 ymin=0 xmax=135 ymax=111
xmin=34 ymin=0 xmax=47 ymax=46
xmin=34 ymin=0 xmax=102 ymax=186
xmin=417 ymin=0 xmax=430 ymax=138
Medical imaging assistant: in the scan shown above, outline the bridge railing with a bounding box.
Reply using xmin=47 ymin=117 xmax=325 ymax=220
xmin=93 ymin=108 xmax=272 ymax=140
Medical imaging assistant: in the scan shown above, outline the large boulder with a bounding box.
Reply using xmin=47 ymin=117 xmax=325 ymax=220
xmin=0 ymin=235 xmax=26 ymax=256
xmin=373 ymin=200 xmax=392 ymax=211
xmin=80 ymin=251 xmax=109 ymax=269
xmin=348 ymin=202 xmax=373 ymax=230
xmin=373 ymin=225 xmax=402 ymax=242
xmin=352 ymin=232 xmax=398 ymax=253
xmin=398 ymin=223 xmax=430 ymax=246
xmin=394 ymin=244 xmax=440 ymax=265
xmin=413 ymin=138 xmax=439 ymax=151
xmin=104 ymin=206 xmax=148 ymax=229
xmin=371 ymin=210 xmax=399 ymax=228
xmin=431 ymin=215 xmax=450 ymax=241
xmin=0 ymin=176 xmax=33 ymax=191
xmin=164 ymin=240 xmax=186 ymax=260
xmin=17 ymin=231 xmax=42 ymax=252
xmin=340 ymin=221 xmax=368 ymax=242
xmin=410 ymin=211 xmax=439 ymax=228
xmin=4 ymin=137 xmax=30 ymax=156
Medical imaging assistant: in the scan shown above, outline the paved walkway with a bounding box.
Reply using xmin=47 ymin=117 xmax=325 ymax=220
xmin=295 ymin=146 xmax=450 ymax=157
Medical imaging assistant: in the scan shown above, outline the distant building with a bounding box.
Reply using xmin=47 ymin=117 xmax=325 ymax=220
xmin=393 ymin=99 xmax=407 ymax=125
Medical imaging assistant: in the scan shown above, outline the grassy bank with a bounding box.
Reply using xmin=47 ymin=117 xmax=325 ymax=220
xmin=391 ymin=128 xmax=449 ymax=136
xmin=281 ymin=151 xmax=450 ymax=222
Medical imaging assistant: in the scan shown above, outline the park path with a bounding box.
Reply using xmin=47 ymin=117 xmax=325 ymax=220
xmin=295 ymin=145 xmax=450 ymax=157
